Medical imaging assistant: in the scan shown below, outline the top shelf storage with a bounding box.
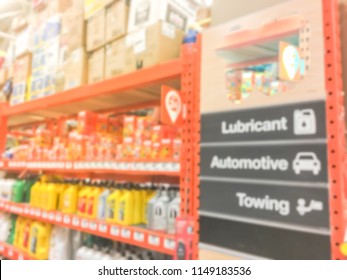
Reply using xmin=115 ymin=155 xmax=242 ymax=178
xmin=1 ymin=59 xmax=181 ymax=127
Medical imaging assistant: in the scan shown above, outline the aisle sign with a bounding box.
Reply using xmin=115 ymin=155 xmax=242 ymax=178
xmin=161 ymin=86 xmax=183 ymax=126
xmin=200 ymin=0 xmax=330 ymax=259
xmin=200 ymin=181 xmax=329 ymax=228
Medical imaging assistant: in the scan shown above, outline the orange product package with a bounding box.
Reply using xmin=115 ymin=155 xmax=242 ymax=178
xmin=151 ymin=142 xmax=161 ymax=159
xmin=151 ymin=125 xmax=179 ymax=143
xmin=35 ymin=129 xmax=53 ymax=148
xmin=122 ymin=137 xmax=134 ymax=159
xmin=141 ymin=140 xmax=152 ymax=159
xmin=160 ymin=139 xmax=173 ymax=159
xmin=77 ymin=111 xmax=98 ymax=135
xmin=123 ymin=115 xmax=137 ymax=139
xmin=96 ymin=115 xmax=108 ymax=134
xmin=107 ymin=115 xmax=123 ymax=139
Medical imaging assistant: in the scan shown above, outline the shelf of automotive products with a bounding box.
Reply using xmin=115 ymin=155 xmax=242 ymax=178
xmin=0 ymin=40 xmax=201 ymax=260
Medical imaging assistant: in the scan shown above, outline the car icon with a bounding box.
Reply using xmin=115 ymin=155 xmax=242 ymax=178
xmin=293 ymin=152 xmax=321 ymax=175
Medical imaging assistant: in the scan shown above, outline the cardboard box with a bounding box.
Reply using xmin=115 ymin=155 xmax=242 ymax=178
xmin=105 ymin=0 xmax=129 ymax=43
xmin=13 ymin=53 xmax=32 ymax=85
xmin=65 ymin=48 xmax=87 ymax=89
xmin=126 ymin=22 xmax=184 ymax=70
xmin=128 ymin=0 xmax=195 ymax=32
xmin=88 ymin=47 xmax=105 ymax=83
xmin=10 ymin=82 xmax=27 ymax=106
xmin=61 ymin=9 xmax=85 ymax=52
xmin=105 ymin=38 xmax=133 ymax=78
xmin=86 ymin=9 xmax=105 ymax=51
xmin=15 ymin=27 xmax=32 ymax=58
xmin=85 ymin=0 xmax=105 ymax=18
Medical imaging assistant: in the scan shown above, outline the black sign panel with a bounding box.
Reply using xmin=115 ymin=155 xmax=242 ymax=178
xmin=201 ymin=101 xmax=326 ymax=143
xmin=200 ymin=181 xmax=329 ymax=228
xmin=200 ymin=143 xmax=328 ymax=183
xmin=200 ymin=216 xmax=330 ymax=260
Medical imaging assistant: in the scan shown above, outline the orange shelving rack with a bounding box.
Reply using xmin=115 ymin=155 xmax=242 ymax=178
xmin=0 ymin=41 xmax=201 ymax=260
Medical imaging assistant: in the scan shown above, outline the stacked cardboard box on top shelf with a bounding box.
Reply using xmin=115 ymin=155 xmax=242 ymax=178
xmin=3 ymin=0 xmax=197 ymax=106
xmin=87 ymin=0 xmax=195 ymax=84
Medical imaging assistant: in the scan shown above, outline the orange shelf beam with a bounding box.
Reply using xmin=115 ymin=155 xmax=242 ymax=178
xmin=1 ymin=160 xmax=180 ymax=177
xmin=0 ymin=241 xmax=35 ymax=260
xmin=0 ymin=201 xmax=176 ymax=256
xmin=1 ymin=59 xmax=181 ymax=118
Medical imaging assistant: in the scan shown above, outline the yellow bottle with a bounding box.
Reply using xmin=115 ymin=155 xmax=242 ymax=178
xmin=30 ymin=181 xmax=42 ymax=207
xmin=13 ymin=217 xmax=25 ymax=248
xmin=140 ymin=186 xmax=150 ymax=223
xmin=118 ymin=184 xmax=134 ymax=226
xmin=38 ymin=180 xmax=49 ymax=209
xmin=62 ymin=181 xmax=79 ymax=214
xmin=87 ymin=181 xmax=104 ymax=219
xmin=77 ymin=181 xmax=92 ymax=217
xmin=28 ymin=222 xmax=52 ymax=260
xmin=19 ymin=219 xmax=33 ymax=252
xmin=106 ymin=183 xmax=123 ymax=223
xmin=56 ymin=182 xmax=67 ymax=212
xmin=133 ymin=185 xmax=142 ymax=225
xmin=43 ymin=182 xmax=59 ymax=211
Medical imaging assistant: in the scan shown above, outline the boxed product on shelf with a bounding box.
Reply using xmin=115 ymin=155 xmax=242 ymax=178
xmin=105 ymin=0 xmax=129 ymax=43
xmin=105 ymin=37 xmax=136 ymax=78
xmin=15 ymin=27 xmax=32 ymax=58
xmin=64 ymin=48 xmax=87 ymax=90
xmin=13 ymin=53 xmax=32 ymax=84
xmin=88 ymin=47 xmax=105 ymax=83
xmin=127 ymin=0 xmax=195 ymax=33
xmin=61 ymin=6 xmax=86 ymax=52
xmin=10 ymin=53 xmax=32 ymax=105
xmin=125 ymin=21 xmax=184 ymax=71
xmin=86 ymin=9 xmax=106 ymax=52
xmin=84 ymin=0 xmax=105 ymax=19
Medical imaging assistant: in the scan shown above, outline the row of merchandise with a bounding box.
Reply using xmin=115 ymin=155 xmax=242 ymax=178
xmin=0 ymin=177 xmax=180 ymax=234
xmin=0 ymin=0 xmax=199 ymax=105
xmin=6 ymin=110 xmax=181 ymax=162
xmin=0 ymin=213 xmax=166 ymax=260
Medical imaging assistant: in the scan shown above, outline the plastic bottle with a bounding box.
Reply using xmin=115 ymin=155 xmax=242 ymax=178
xmin=167 ymin=187 xmax=180 ymax=234
xmin=56 ymin=181 xmax=67 ymax=212
xmin=133 ymin=184 xmax=142 ymax=225
xmin=30 ymin=180 xmax=42 ymax=208
xmin=0 ymin=213 xmax=11 ymax=242
xmin=140 ymin=184 xmax=148 ymax=224
xmin=29 ymin=222 xmax=52 ymax=260
xmin=2 ymin=179 xmax=16 ymax=201
xmin=62 ymin=180 xmax=79 ymax=214
xmin=49 ymin=226 xmax=72 ymax=260
xmin=152 ymin=186 xmax=170 ymax=231
xmin=44 ymin=182 xmax=59 ymax=211
xmin=20 ymin=218 xmax=32 ymax=252
xmin=77 ymin=180 xmax=91 ymax=217
xmin=11 ymin=180 xmax=26 ymax=203
xmin=13 ymin=216 xmax=25 ymax=246
xmin=23 ymin=179 xmax=36 ymax=203
xmin=6 ymin=215 xmax=17 ymax=245
xmin=146 ymin=185 xmax=161 ymax=229
xmin=118 ymin=183 xmax=134 ymax=226
xmin=87 ymin=180 xmax=104 ymax=219
xmin=106 ymin=183 xmax=123 ymax=223
xmin=97 ymin=181 xmax=111 ymax=220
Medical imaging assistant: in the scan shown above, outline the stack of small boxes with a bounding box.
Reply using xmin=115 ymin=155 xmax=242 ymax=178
xmin=0 ymin=0 xmax=197 ymax=106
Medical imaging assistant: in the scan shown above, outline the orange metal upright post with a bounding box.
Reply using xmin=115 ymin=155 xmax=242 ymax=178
xmin=0 ymin=102 xmax=8 ymax=155
xmin=180 ymin=38 xmax=201 ymax=260
xmin=323 ymin=0 xmax=347 ymax=260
